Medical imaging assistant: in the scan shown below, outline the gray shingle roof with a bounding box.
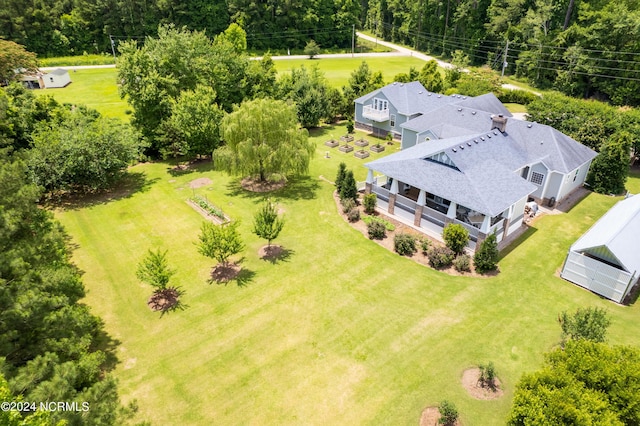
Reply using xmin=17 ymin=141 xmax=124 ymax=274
xmin=355 ymin=81 xmax=457 ymax=115
xmin=47 ymin=68 xmax=69 ymax=76
xmin=571 ymin=195 xmax=640 ymax=273
xmin=366 ymin=132 xmax=537 ymax=216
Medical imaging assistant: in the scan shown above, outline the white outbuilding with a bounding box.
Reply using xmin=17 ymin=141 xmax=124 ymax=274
xmin=561 ymin=194 xmax=640 ymax=303
xmin=42 ymin=68 xmax=71 ymax=88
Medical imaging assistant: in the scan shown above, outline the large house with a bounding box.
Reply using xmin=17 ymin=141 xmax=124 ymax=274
xmin=355 ymin=81 xmax=597 ymax=248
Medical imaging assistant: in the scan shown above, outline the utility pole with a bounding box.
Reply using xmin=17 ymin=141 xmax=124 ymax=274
xmin=109 ymin=35 xmax=117 ymax=63
xmin=352 ymin=24 xmax=355 ymax=57
xmin=501 ymin=39 xmax=509 ymax=78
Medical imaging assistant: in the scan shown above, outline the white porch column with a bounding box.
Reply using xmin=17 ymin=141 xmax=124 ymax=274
xmin=390 ymin=178 xmax=399 ymax=194
xmin=540 ymin=170 xmax=553 ymax=203
xmin=480 ymin=214 xmax=491 ymax=234
xmin=446 ymin=202 xmax=457 ymax=218
xmin=366 ymin=169 xmax=374 ymax=184
xmin=365 ymin=169 xmax=374 ymax=194
xmin=417 ymin=190 xmax=426 ymax=205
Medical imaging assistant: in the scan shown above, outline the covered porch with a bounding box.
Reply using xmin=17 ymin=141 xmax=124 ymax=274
xmin=365 ymin=171 xmax=521 ymax=248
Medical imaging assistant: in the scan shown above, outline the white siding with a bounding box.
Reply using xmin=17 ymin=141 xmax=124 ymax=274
xmin=561 ymin=251 xmax=636 ymax=303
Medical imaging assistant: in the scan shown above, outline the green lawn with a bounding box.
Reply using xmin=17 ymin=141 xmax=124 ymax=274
xmin=34 ymin=68 xmax=128 ymax=120
xmin=273 ymin=56 xmax=428 ymax=88
xmin=34 ymin=56 xmax=427 ymax=119
xmin=54 ymin=123 xmax=640 ymax=425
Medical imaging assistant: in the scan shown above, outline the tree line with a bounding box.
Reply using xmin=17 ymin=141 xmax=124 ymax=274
xmin=0 ymin=0 xmax=360 ymax=56
xmin=3 ymin=1 xmax=640 ymax=105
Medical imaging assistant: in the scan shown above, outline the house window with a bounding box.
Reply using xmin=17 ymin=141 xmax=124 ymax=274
xmin=49 ymin=77 xmax=54 ymax=82
xmin=521 ymin=166 xmax=530 ymax=179
xmin=390 ymin=114 xmax=396 ymax=127
xmin=573 ymin=168 xmax=579 ymax=182
xmin=531 ymin=171 xmax=544 ymax=185
xmin=373 ymin=98 xmax=388 ymax=111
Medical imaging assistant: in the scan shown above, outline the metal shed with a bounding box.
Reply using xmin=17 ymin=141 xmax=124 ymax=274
xmin=561 ymin=195 xmax=640 ymax=303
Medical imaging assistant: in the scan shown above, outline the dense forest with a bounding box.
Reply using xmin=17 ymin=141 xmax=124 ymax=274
xmin=2 ymin=0 xmax=640 ymax=105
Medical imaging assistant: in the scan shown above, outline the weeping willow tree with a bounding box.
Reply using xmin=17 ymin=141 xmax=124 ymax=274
xmin=216 ymin=98 xmax=314 ymax=182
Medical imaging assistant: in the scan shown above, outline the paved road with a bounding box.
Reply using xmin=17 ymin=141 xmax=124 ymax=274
xmin=355 ymin=32 xmax=455 ymax=69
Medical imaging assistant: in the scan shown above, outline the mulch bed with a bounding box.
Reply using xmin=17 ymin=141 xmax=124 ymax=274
xmin=147 ymin=288 xmax=181 ymax=312
xmin=335 ymin=192 xmax=488 ymax=277
xmin=461 ymin=368 xmax=504 ymax=400
xmin=210 ymin=263 xmax=241 ymax=284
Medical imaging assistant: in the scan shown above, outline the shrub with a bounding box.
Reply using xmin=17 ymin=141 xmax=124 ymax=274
xmin=479 ymin=362 xmax=497 ymax=389
xmin=438 ymin=400 xmax=459 ymax=425
xmin=496 ymin=88 xmax=538 ymax=105
xmin=474 ymin=233 xmax=499 ymax=273
xmin=347 ymin=207 xmax=360 ymax=222
xmin=362 ymin=215 xmax=395 ymax=231
xmin=394 ymin=233 xmax=417 ymax=256
xmin=346 ymin=119 xmax=354 ymax=134
xmin=419 ymin=237 xmax=431 ymax=254
xmin=339 ymin=170 xmax=358 ymax=203
xmin=558 ymin=307 xmax=611 ymax=344
xmin=335 ymin=162 xmax=347 ymax=194
xmin=363 ymin=193 xmax=377 ymax=214
xmin=367 ymin=220 xmax=386 ymax=240
xmin=428 ymin=246 xmax=455 ymax=269
xmin=453 ymin=254 xmax=471 ymax=272
xmin=341 ymin=198 xmax=356 ymax=214
xmin=443 ymin=223 xmax=469 ymax=254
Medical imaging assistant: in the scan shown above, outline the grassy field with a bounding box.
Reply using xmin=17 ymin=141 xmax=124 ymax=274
xmin=34 ymin=68 xmax=128 ymax=120
xmin=34 ymin=56 xmax=428 ymax=119
xmin=54 ymin=122 xmax=640 ymax=425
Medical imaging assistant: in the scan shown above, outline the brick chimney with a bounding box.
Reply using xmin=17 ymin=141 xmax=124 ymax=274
xmin=491 ymin=114 xmax=508 ymax=133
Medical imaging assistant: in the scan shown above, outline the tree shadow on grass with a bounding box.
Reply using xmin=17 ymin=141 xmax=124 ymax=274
xmin=47 ymin=171 xmax=159 ymax=211
xmin=225 ymin=175 xmax=319 ymax=201
xmin=90 ymin=326 xmax=122 ymax=372
xmin=260 ymin=245 xmax=294 ymax=265
xmin=208 ymin=261 xmax=256 ymax=287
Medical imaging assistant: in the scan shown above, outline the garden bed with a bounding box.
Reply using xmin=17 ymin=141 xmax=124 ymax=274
xmin=354 ymin=138 xmax=369 ymax=147
xmin=354 ymin=150 xmax=370 ymax=159
xmin=340 ymin=135 xmax=354 ymax=143
xmin=188 ymin=195 xmax=230 ymax=224
xmin=370 ymin=144 xmax=385 ymax=153
xmin=339 ymin=144 xmax=354 ymax=153
xmin=324 ymin=139 xmax=339 ymax=148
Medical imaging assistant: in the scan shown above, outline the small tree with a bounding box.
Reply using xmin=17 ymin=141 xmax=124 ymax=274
xmin=363 ymin=193 xmax=377 ymax=214
xmin=558 ymin=307 xmax=611 ymax=344
xmin=443 ymin=223 xmax=469 ymax=254
xmin=438 ymin=400 xmax=459 ymax=425
xmin=479 ymin=362 xmax=497 ymax=389
xmin=339 ymin=170 xmax=358 ymax=203
xmin=304 ymin=40 xmax=320 ymax=59
xmin=136 ymin=249 xmax=176 ymax=291
xmin=335 ymin=162 xmax=347 ymax=194
xmin=198 ymin=221 xmax=245 ymax=268
xmin=474 ymin=233 xmax=499 ymax=273
xmin=253 ymin=200 xmax=285 ymax=248
xmin=346 ymin=119 xmax=354 ymax=134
